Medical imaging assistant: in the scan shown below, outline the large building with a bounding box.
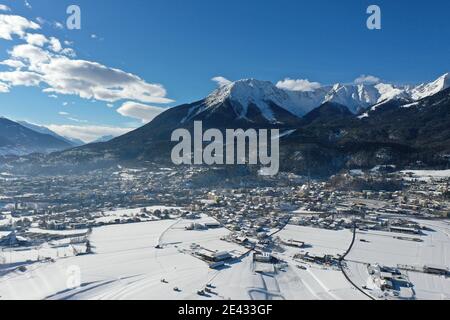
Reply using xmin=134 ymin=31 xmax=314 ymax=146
xmin=0 ymin=231 xmax=30 ymax=247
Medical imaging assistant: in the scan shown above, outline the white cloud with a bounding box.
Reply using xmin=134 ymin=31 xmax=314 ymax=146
xmin=0 ymin=11 xmax=174 ymax=116
xmin=5 ymin=42 xmax=173 ymax=103
xmin=49 ymin=37 xmax=62 ymax=52
xmin=0 ymin=70 xmax=41 ymax=86
xmin=35 ymin=17 xmax=64 ymax=30
xmin=47 ymin=124 xmax=132 ymax=143
xmin=60 ymin=47 xmax=76 ymax=58
xmin=24 ymin=33 xmax=48 ymax=46
xmin=38 ymin=56 xmax=173 ymax=103
xmin=354 ymin=74 xmax=380 ymax=85
xmin=0 ymin=59 xmax=26 ymax=69
xmin=53 ymin=21 xmax=64 ymax=30
xmin=24 ymin=34 xmax=71 ymax=54
xmin=0 ymin=81 xmax=9 ymax=92
xmin=48 ymin=94 xmax=58 ymax=98
xmin=0 ymin=14 xmax=40 ymax=40
xmin=212 ymin=76 xmax=232 ymax=87
xmin=24 ymin=1 xmax=32 ymax=9
xmin=58 ymin=110 xmax=87 ymax=123
xmin=276 ymin=78 xmax=322 ymax=92
xmin=66 ymin=117 xmax=88 ymax=123
xmin=0 ymin=4 xmax=11 ymax=12
xmin=117 ymin=101 xmax=167 ymax=123
xmin=11 ymin=43 xmax=51 ymax=65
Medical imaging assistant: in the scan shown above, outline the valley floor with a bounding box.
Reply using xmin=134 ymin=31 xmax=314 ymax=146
xmin=0 ymin=214 xmax=449 ymax=300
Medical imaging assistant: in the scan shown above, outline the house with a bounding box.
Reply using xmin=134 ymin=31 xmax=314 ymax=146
xmin=254 ymin=253 xmax=273 ymax=263
xmin=282 ymin=239 xmax=305 ymax=248
xmin=213 ymin=251 xmax=232 ymax=262
xmin=204 ymin=222 xmax=221 ymax=229
xmin=196 ymin=250 xmax=232 ymax=262
xmin=424 ymin=265 xmax=449 ymax=276
xmin=209 ymin=261 xmax=225 ymax=269
xmin=234 ymin=236 xmax=249 ymax=245
xmin=0 ymin=231 xmax=30 ymax=247
xmin=185 ymin=223 xmax=206 ymax=230
xmin=389 ymin=226 xmax=420 ymax=235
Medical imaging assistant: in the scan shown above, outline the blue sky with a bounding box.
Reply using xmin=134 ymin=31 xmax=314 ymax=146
xmin=0 ymin=0 xmax=449 ymax=141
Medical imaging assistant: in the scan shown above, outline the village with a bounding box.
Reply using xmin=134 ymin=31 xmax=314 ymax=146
xmin=0 ymin=165 xmax=449 ymax=300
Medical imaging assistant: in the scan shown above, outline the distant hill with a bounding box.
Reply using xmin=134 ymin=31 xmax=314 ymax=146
xmin=17 ymin=121 xmax=84 ymax=147
xmin=0 ymin=117 xmax=73 ymax=156
xmin=91 ymin=135 xmax=115 ymax=144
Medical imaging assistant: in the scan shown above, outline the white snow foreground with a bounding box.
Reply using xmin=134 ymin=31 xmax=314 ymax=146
xmin=1 ymin=213 xmax=449 ymax=300
xmin=0 ymin=214 xmax=360 ymax=300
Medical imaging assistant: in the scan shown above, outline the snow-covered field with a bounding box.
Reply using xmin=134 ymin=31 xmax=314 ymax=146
xmin=27 ymin=228 xmax=89 ymax=236
xmin=94 ymin=205 xmax=182 ymax=224
xmin=345 ymin=219 xmax=450 ymax=300
xmin=400 ymin=169 xmax=450 ymax=181
xmin=1 ymin=216 xmax=265 ymax=300
xmin=0 ymin=217 xmax=363 ymax=300
xmin=278 ymin=225 xmax=353 ymax=256
xmin=276 ymin=225 xmax=367 ymax=300
xmin=1 ymin=215 xmax=448 ymax=300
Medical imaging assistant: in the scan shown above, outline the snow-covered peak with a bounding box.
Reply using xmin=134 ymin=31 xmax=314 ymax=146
xmin=323 ymin=83 xmax=394 ymax=113
xmin=206 ymin=79 xmax=281 ymax=106
xmin=205 ymin=79 xmax=302 ymax=121
xmin=411 ymin=73 xmax=450 ymax=100
xmin=357 ymin=73 xmax=450 ymax=119
xmin=325 ymin=73 xmax=450 ymax=117
xmin=374 ymin=83 xmax=410 ymax=101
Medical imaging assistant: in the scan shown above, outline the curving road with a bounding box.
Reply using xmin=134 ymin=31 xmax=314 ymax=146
xmin=338 ymin=223 xmax=375 ymax=301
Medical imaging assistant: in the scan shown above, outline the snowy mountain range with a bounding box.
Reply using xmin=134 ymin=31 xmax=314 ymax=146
xmin=190 ymin=73 xmax=450 ymax=122
xmin=40 ymin=71 xmax=447 ymax=173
